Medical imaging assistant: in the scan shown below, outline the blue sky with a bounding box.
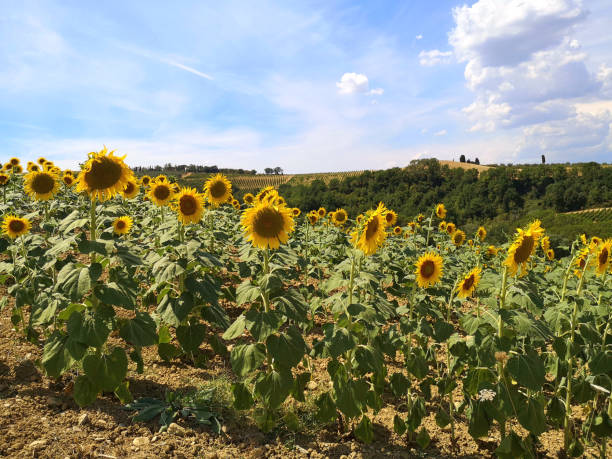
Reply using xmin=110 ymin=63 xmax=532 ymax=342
xmin=1 ymin=0 xmax=611 ymax=172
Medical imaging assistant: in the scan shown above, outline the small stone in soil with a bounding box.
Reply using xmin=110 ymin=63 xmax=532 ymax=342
xmin=78 ymin=413 xmax=89 ymax=426
xmin=133 ymin=436 xmax=150 ymax=447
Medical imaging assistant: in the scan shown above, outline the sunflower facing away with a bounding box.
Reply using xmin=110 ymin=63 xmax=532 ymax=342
xmin=456 ymin=266 xmax=482 ymax=298
xmin=122 ymin=180 xmax=140 ymax=199
xmin=332 ymin=208 xmax=348 ymax=226
xmin=174 ymin=187 xmax=205 ymax=224
xmin=243 ymin=193 xmax=255 ymax=206
xmin=76 ymin=147 xmax=134 ymax=201
xmin=415 ymin=252 xmax=443 ymax=288
xmin=291 ymin=207 xmax=301 ymax=217
xmin=452 ymin=229 xmax=466 ymax=246
xmin=541 ymin=236 xmax=550 ymax=252
xmin=350 ymin=202 xmax=387 ymax=256
xmin=2 ymin=215 xmax=31 ymax=239
xmin=113 ymin=216 xmax=133 ymax=235
xmin=393 ymin=226 xmax=402 ymax=236
xmin=204 ymin=174 xmax=232 ymax=207
xmin=594 ymin=239 xmax=611 ymax=275
xmin=504 ymin=220 xmax=545 ymax=277
xmin=24 ymin=170 xmax=60 ymax=201
xmin=477 ymin=226 xmax=487 ymax=241
xmin=435 ymin=203 xmax=447 ymax=219
xmin=384 ymin=210 xmax=398 ymax=227
xmin=242 ymin=201 xmax=295 ymax=249
xmin=148 ymin=182 xmax=174 ymax=207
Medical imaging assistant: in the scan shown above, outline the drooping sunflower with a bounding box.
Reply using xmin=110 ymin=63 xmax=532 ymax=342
xmin=541 ymin=236 xmax=550 ymax=252
xmin=504 ymin=220 xmax=545 ymax=277
xmin=24 ymin=170 xmax=60 ymax=201
xmin=332 ymin=208 xmax=348 ymax=226
xmin=384 ymin=210 xmax=398 ymax=227
xmin=415 ymin=252 xmax=444 ymax=288
xmin=452 ymin=229 xmax=466 ymax=246
xmin=393 ymin=226 xmax=402 ymax=236
xmin=174 ymin=187 xmax=205 ymax=224
xmin=75 ymin=147 xmax=134 ymax=201
xmin=435 ymin=203 xmax=446 ymax=219
xmin=446 ymin=222 xmax=456 ymax=235
xmin=439 ymin=221 xmax=447 ymax=232
xmin=575 ymin=247 xmax=590 ymax=277
xmin=307 ymin=211 xmax=318 ymax=225
xmin=0 ymin=173 xmax=9 ymax=186
xmin=241 ymin=201 xmax=295 ymax=249
xmin=172 ymin=183 xmax=181 ymax=194
xmin=546 ymin=248 xmax=555 ymax=261
xmin=486 ymin=245 xmax=498 ymax=256
xmin=204 ymin=173 xmax=232 ymax=207
xmin=121 ymin=180 xmax=140 ymax=199
xmin=416 ymin=214 xmax=424 ymax=223
xmin=112 ymin=216 xmax=133 ymax=235
xmin=2 ymin=215 xmax=31 ymax=239
xmin=243 ymin=193 xmax=255 ymax=206
xmin=62 ymin=174 xmax=75 ymax=187
xmin=317 ymin=207 xmax=326 ymax=218
xmin=477 ymin=226 xmax=487 ymax=241
xmin=457 ymin=267 xmax=481 ymax=298
xmin=594 ymin=239 xmax=611 ymax=275
xmin=291 ymin=207 xmax=301 ymax=217
xmin=9 ymin=157 xmax=20 ymax=166
xmin=148 ymin=182 xmax=174 ymax=206
xmin=350 ymin=202 xmax=387 ymax=256
xmin=140 ymin=175 xmax=152 ymax=187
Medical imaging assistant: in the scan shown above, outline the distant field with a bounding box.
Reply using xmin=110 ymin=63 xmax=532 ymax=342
xmin=438 ymin=160 xmax=492 ymax=173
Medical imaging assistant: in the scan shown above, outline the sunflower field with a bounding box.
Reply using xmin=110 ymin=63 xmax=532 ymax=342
xmin=1 ymin=149 xmax=611 ymax=458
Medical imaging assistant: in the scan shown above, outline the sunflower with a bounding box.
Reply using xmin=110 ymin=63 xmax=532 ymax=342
xmin=9 ymin=157 xmax=20 ymax=166
xmin=591 ymin=236 xmax=602 ymax=247
xmin=317 ymin=207 xmax=326 ymax=218
xmin=546 ymin=248 xmax=555 ymax=261
xmin=350 ymin=203 xmax=387 ymax=256
xmin=14 ymin=165 xmax=23 ymax=174
xmin=2 ymin=215 xmax=31 ymax=239
xmin=452 ymin=229 xmax=466 ymax=246
xmin=356 ymin=214 xmax=363 ymax=224
xmin=384 ymin=210 xmax=397 ymax=227
xmin=416 ymin=214 xmax=424 ymax=223
xmin=446 ymin=222 xmax=456 ymax=235
xmin=154 ymin=174 xmax=168 ymax=183
xmin=241 ymin=201 xmax=295 ymax=249
xmin=468 ymin=239 xmax=474 ymax=247
xmin=580 ymin=234 xmax=587 ymax=245
xmin=575 ymin=247 xmax=590 ymax=277
xmin=393 ymin=226 xmax=402 ymax=236
xmin=122 ymin=180 xmax=140 ymax=199
xmin=439 ymin=221 xmax=447 ymax=232
xmin=541 ymin=236 xmax=550 ymax=252
xmin=232 ymin=199 xmax=241 ymax=210
xmin=504 ymin=220 xmax=545 ymax=277
xmin=172 ymin=183 xmax=181 ymax=194
xmin=75 ymin=147 xmax=134 ymax=201
xmin=332 ymin=208 xmax=348 ymax=226
xmin=112 ymin=216 xmax=133 ymax=235
xmin=3 ymin=163 xmax=12 ymax=171
xmin=307 ymin=212 xmax=318 ymax=225
xmin=204 ymin=173 xmax=232 ymax=207
xmin=415 ymin=252 xmax=444 ymax=288
xmin=594 ymin=239 xmax=611 ymax=275
xmin=37 ymin=157 xmax=47 ymax=165
xmin=291 ymin=207 xmax=301 ymax=217
xmin=486 ymin=245 xmax=498 ymax=256
xmin=62 ymin=174 xmax=75 ymax=187
xmin=255 ymin=186 xmax=277 ymax=204
xmin=140 ymin=175 xmax=152 ymax=187
xmin=148 ymin=182 xmax=174 ymax=206
xmin=173 ymin=187 xmax=205 ymax=224
xmin=63 ymin=169 xmax=74 ymax=177
xmin=408 ymin=221 xmax=417 ymax=231
xmin=244 ymin=193 xmax=255 ymax=205
xmin=435 ymin=203 xmax=446 ymax=219
xmin=456 ymin=267 xmax=481 ymax=298
xmin=0 ymin=173 xmax=9 ymax=186
xmin=24 ymin=170 xmax=60 ymax=201
xmin=477 ymin=226 xmax=487 ymax=241
xmin=27 ymin=162 xmax=40 ymax=172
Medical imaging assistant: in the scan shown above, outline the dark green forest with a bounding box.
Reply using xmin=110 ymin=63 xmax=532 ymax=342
xmin=276 ymin=159 xmax=612 ymax=244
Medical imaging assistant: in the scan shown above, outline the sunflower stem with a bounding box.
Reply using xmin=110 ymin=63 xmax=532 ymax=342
xmin=497 ymin=264 xmax=509 ymax=439
xmin=89 ymin=199 xmax=97 ymax=264
xmin=446 ymin=280 xmax=458 ymax=444
xmin=263 ymin=248 xmax=270 ymax=313
xmin=347 ymin=252 xmax=357 ymax=316
xmin=425 ymin=209 xmax=435 ymax=247
xmin=560 ymin=244 xmax=578 ymax=303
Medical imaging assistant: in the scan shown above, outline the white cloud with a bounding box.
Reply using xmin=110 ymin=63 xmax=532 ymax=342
xmin=434 ymin=129 xmax=447 ymax=136
xmin=335 ymin=72 xmax=383 ymax=96
xmin=418 ymin=49 xmax=453 ymax=66
xmin=416 ymin=34 xmax=423 ymax=40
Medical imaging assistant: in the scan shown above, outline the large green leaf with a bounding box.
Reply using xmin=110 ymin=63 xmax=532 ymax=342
xmin=119 ymin=313 xmax=158 ymax=347
xmin=176 ymin=323 xmax=207 ymax=352
xmin=245 ymin=309 xmax=282 ymax=342
xmin=222 ymin=314 xmax=246 ymax=340
xmin=506 ymin=349 xmax=545 ymax=391
xmin=230 ymin=343 xmax=266 ymax=377
xmin=73 ymin=375 xmax=99 ymax=407
xmin=354 ymin=415 xmax=373 ymax=443
xmin=67 ymin=311 xmax=111 ymax=348
xmin=83 ymin=347 xmax=128 ymax=392
xmin=231 ymin=382 xmax=254 ymax=410
xmin=266 ymin=326 xmax=306 ymax=370
xmin=517 ymin=397 xmax=546 ymax=435
xmin=254 ymin=369 xmax=292 ymax=409
xmin=41 ymin=332 xmax=75 ymax=378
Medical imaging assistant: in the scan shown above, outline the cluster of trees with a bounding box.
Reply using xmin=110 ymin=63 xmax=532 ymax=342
xmin=458 ymin=155 xmax=480 ymax=165
xmin=278 ymin=159 xmax=612 ymax=238
xmin=133 ymin=164 xmax=257 ymax=175
xmin=263 ymin=167 xmax=284 ymax=175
